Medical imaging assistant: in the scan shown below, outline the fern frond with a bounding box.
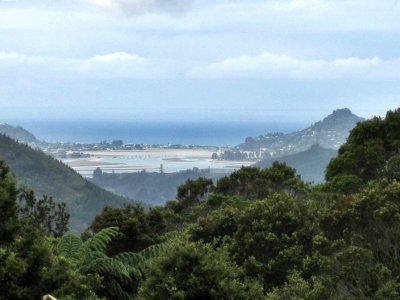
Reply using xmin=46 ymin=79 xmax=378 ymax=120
xmin=83 ymin=250 xmax=108 ymax=262
xmin=137 ymin=243 xmax=166 ymax=260
xmin=108 ymin=279 xmax=133 ymax=300
xmin=83 ymin=257 xmax=132 ymax=286
xmin=84 ymin=227 xmax=119 ymax=254
xmin=114 ymin=252 xmax=145 ymax=267
xmin=114 ymin=243 xmax=166 ymax=268
xmin=57 ymin=234 xmax=82 ymax=259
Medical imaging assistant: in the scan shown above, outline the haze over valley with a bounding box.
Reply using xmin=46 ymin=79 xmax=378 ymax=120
xmin=1 ymin=108 xmax=363 ymax=206
xmin=1 ymin=1 xmax=400 ymax=299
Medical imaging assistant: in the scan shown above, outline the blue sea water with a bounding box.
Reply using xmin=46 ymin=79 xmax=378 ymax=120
xmin=17 ymin=120 xmax=306 ymax=146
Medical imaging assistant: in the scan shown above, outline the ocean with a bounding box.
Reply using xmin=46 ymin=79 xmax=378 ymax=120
xmin=16 ymin=120 xmax=306 ymax=146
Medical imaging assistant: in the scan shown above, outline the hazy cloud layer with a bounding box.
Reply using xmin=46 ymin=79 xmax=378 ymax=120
xmin=1 ymin=0 xmax=400 ymax=122
xmin=83 ymin=0 xmax=193 ymax=15
xmin=4 ymin=50 xmax=399 ymax=82
xmin=188 ymin=53 xmax=400 ymax=80
xmin=0 ymin=51 xmax=173 ymax=79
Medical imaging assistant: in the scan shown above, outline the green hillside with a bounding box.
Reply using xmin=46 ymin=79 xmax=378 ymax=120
xmin=255 ymin=144 xmax=337 ymax=183
xmin=3 ymin=109 xmax=400 ymax=299
xmin=0 ymin=134 xmax=131 ymax=232
xmin=92 ymin=167 xmax=226 ymax=205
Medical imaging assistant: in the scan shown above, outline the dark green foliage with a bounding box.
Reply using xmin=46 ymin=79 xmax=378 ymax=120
xmin=85 ymin=204 xmax=166 ymax=255
xmin=57 ymin=227 xmax=133 ymax=299
xmin=175 ymin=177 xmax=214 ymax=212
xmin=163 ymin=164 xmax=308 ymax=233
xmin=186 ymin=177 xmax=400 ymax=298
xmin=0 ymin=162 xmax=99 ymax=299
xmin=19 ymin=190 xmax=69 ymax=237
xmin=0 ymin=227 xmax=102 ymax=300
xmin=137 ymin=241 xmax=265 ymax=300
xmin=0 ymin=133 xmax=130 ymax=232
xmin=0 ymin=227 xmax=51 ymax=300
xmin=325 ymin=174 xmax=363 ymax=194
xmin=0 ymin=160 xmax=19 ymax=244
xmin=326 ymin=108 xmax=400 ymax=192
xmin=190 ymin=193 xmax=317 ymax=291
xmin=215 ymin=163 xmax=307 ymax=199
xmin=384 ymin=154 xmax=400 ymax=181
xmin=57 ymin=234 xmax=83 ymax=259
xmin=57 ymin=227 xmax=165 ymax=299
xmin=189 ymin=204 xmax=240 ymax=244
xmin=265 ymin=271 xmax=327 ymax=299
xmin=230 ymin=195 xmax=307 ymax=289
xmin=321 ymin=181 xmax=400 ymax=266
xmin=83 ymin=227 xmax=120 ymax=254
xmin=307 ymin=180 xmax=400 ymax=298
xmin=4 ymin=108 xmax=400 ymax=299
xmin=0 ymin=160 xmax=104 ymax=300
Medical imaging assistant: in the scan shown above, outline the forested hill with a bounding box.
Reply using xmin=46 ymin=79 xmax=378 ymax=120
xmin=3 ymin=108 xmax=400 ymax=299
xmin=0 ymin=123 xmax=38 ymax=143
xmin=238 ymin=108 xmax=364 ymax=156
xmin=91 ymin=167 xmax=225 ymax=205
xmin=255 ymin=144 xmax=337 ymax=183
xmin=0 ymin=134 xmax=130 ymax=232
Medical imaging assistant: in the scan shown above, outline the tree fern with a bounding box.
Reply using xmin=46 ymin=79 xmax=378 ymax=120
xmin=114 ymin=243 xmax=166 ymax=267
xmin=84 ymin=226 xmax=119 ymax=253
xmin=114 ymin=252 xmax=145 ymax=266
xmin=83 ymin=257 xmax=131 ymax=286
xmin=56 ymin=227 xmax=118 ymax=263
xmin=137 ymin=243 xmax=166 ymax=260
xmin=108 ymin=279 xmax=132 ymax=300
xmin=57 ymin=234 xmax=83 ymax=259
xmin=55 ymin=227 xmax=166 ymax=299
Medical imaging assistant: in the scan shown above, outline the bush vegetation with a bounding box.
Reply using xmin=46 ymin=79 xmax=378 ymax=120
xmin=2 ymin=108 xmax=400 ymax=299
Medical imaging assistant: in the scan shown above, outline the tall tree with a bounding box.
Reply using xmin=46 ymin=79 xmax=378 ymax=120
xmin=0 ymin=160 xmax=19 ymax=244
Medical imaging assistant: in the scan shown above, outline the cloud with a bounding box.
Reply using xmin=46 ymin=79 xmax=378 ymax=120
xmin=72 ymin=51 xmax=173 ymax=79
xmin=2 ymin=50 xmax=399 ymax=82
xmin=0 ymin=52 xmax=67 ymax=78
xmin=83 ymin=0 xmax=193 ymax=16
xmin=187 ymin=52 xmax=400 ymax=81
xmin=0 ymin=51 xmax=55 ymax=63
xmin=89 ymin=52 xmax=146 ymax=62
xmin=0 ymin=51 xmax=173 ymax=79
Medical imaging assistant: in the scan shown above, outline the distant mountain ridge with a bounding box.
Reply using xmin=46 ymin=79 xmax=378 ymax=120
xmin=238 ymin=108 xmax=364 ymax=158
xmin=0 ymin=134 xmax=132 ymax=232
xmin=0 ymin=123 xmax=38 ymax=143
xmin=255 ymin=144 xmax=337 ymax=183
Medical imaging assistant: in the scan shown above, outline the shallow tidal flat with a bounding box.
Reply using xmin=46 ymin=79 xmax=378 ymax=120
xmin=63 ymin=148 xmax=252 ymax=177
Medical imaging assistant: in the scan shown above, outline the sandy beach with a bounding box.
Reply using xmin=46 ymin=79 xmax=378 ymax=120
xmin=63 ymin=148 xmax=252 ymax=177
xmin=83 ymin=148 xmax=216 ymax=159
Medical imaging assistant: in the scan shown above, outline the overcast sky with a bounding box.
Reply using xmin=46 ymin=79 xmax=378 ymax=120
xmin=1 ymin=0 xmax=399 ymax=123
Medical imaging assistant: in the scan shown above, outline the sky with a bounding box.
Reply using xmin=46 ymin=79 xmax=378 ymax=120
xmin=0 ymin=0 xmax=400 ymax=124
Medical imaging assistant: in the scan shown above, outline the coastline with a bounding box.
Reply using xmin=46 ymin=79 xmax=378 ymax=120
xmin=63 ymin=148 xmax=252 ymax=177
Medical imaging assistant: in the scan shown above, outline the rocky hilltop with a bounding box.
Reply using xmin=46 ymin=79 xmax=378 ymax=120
xmin=0 ymin=123 xmax=38 ymax=143
xmin=238 ymin=108 xmax=364 ymax=158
